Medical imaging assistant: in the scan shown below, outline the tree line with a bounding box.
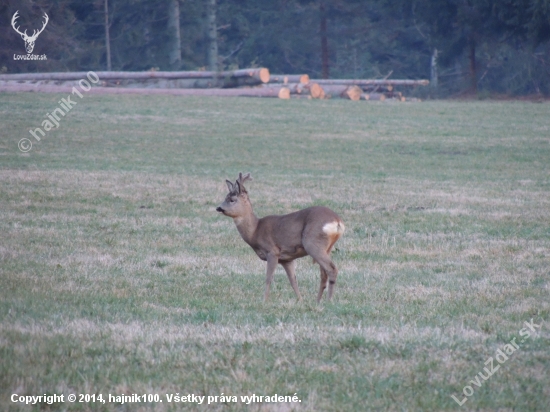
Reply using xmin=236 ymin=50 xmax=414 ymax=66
xmin=1 ymin=0 xmax=549 ymax=96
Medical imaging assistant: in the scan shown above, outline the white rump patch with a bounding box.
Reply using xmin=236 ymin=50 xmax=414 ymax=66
xmin=322 ymin=221 xmax=345 ymax=236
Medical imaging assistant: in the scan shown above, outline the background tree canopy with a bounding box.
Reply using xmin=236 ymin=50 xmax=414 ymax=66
xmin=1 ymin=0 xmax=549 ymax=96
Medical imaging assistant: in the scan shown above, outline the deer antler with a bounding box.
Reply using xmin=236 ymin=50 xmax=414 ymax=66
xmin=30 ymin=13 xmax=49 ymax=40
xmin=11 ymin=11 xmax=26 ymax=37
xmin=235 ymin=172 xmax=252 ymax=194
xmin=237 ymin=172 xmax=252 ymax=184
xmin=11 ymin=11 xmax=48 ymax=40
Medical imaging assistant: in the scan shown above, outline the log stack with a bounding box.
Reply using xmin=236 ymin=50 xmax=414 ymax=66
xmin=310 ymin=79 xmax=429 ymax=101
xmin=0 ymin=69 xmax=429 ymax=100
xmin=0 ymin=68 xmax=292 ymax=99
xmin=265 ymin=74 xmax=326 ymax=99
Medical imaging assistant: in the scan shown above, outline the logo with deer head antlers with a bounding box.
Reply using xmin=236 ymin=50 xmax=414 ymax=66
xmin=11 ymin=10 xmax=49 ymax=54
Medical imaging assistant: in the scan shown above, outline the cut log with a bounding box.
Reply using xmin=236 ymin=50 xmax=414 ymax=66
xmin=307 ymin=83 xmax=325 ymax=99
xmin=5 ymin=77 xmax=263 ymax=89
xmin=0 ymin=84 xmax=292 ymax=98
xmin=290 ymin=74 xmax=309 ymax=84
xmin=0 ymin=68 xmax=270 ymax=85
xmin=320 ymin=85 xmax=362 ymax=100
xmin=277 ymin=87 xmax=291 ymax=99
xmin=343 ymin=85 xmax=362 ymax=101
xmin=262 ymin=83 xmax=325 ymax=99
xmin=268 ymin=74 xmax=310 ymax=84
xmin=267 ymin=75 xmax=287 ymax=84
xmin=219 ymin=69 xmax=271 ymax=88
xmin=311 ymin=79 xmax=429 ymax=87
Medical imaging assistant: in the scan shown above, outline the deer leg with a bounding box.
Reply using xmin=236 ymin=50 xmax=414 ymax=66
xmin=317 ymin=267 xmax=328 ymax=303
xmin=326 ymin=260 xmax=338 ymax=300
xmin=304 ymin=244 xmax=338 ymax=301
xmin=264 ymin=254 xmax=279 ymax=301
xmin=281 ymin=260 xmax=301 ymax=301
xmin=316 ymin=258 xmax=338 ymax=301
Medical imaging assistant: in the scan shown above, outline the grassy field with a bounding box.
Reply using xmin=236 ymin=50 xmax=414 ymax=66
xmin=1 ymin=92 xmax=549 ymax=411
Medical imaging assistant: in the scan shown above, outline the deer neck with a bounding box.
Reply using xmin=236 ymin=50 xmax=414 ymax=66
xmin=233 ymin=205 xmax=258 ymax=245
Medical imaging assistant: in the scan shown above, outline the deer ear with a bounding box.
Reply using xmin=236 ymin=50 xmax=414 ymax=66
xmin=225 ymin=180 xmax=234 ymax=192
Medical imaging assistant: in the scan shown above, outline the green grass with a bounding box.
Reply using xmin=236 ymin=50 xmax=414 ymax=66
xmin=1 ymin=93 xmax=549 ymax=411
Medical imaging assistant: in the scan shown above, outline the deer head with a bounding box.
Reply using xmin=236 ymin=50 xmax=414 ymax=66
xmin=11 ymin=11 xmax=49 ymax=54
xmin=216 ymin=172 xmax=253 ymax=218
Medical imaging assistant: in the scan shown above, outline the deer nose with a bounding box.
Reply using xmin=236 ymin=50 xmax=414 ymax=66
xmin=216 ymin=207 xmax=224 ymax=213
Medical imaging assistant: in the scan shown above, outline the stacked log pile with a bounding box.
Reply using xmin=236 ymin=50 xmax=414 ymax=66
xmin=310 ymin=79 xmax=429 ymax=101
xmin=0 ymin=69 xmax=429 ymax=100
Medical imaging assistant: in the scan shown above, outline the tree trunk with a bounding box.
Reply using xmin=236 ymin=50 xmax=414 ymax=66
xmin=310 ymin=79 xmax=429 ymax=86
xmin=268 ymin=74 xmax=310 ymax=84
xmin=320 ymin=2 xmax=329 ymax=79
xmin=321 ymin=85 xmax=362 ymax=100
xmin=168 ymin=0 xmax=182 ymax=69
xmin=104 ymin=0 xmax=111 ymax=71
xmin=0 ymin=84 xmax=290 ymax=98
xmin=430 ymin=48 xmax=438 ymax=88
xmin=206 ymin=0 xmax=218 ymax=72
xmin=469 ymin=37 xmax=477 ymax=93
xmin=0 ymin=68 xmax=270 ymax=83
xmin=115 ymin=77 xmax=267 ymax=88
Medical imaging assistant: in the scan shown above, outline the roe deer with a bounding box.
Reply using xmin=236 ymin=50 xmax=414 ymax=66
xmin=216 ymin=173 xmax=345 ymax=302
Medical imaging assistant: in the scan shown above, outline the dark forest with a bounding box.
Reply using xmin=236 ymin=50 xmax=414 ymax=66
xmin=2 ymin=0 xmax=549 ymax=96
